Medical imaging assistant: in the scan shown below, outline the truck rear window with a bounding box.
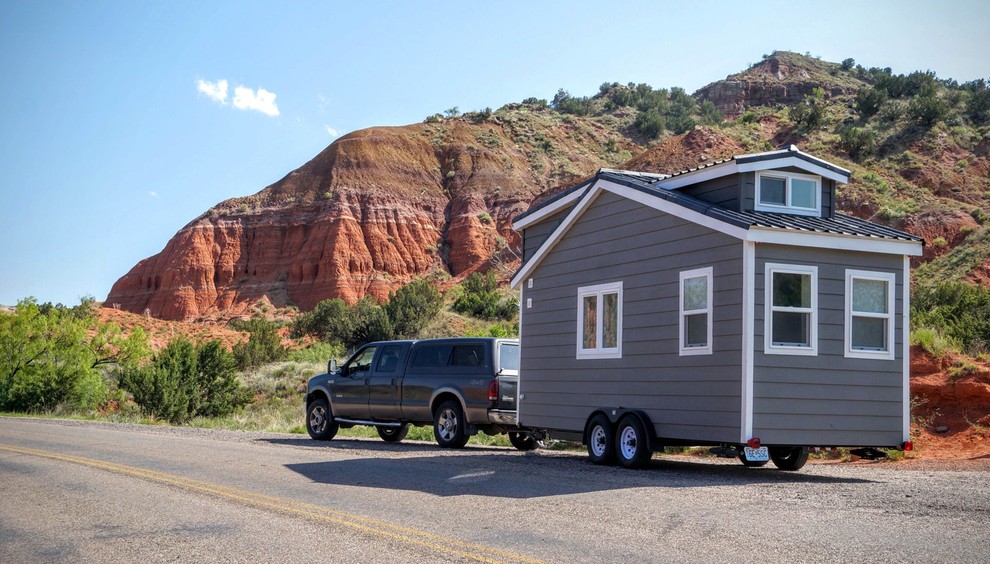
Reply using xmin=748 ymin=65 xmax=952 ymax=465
xmin=499 ymin=343 xmax=519 ymax=371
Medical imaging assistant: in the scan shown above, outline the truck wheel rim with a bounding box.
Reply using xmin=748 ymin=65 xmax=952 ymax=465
xmin=590 ymin=425 xmax=607 ymax=457
xmin=310 ymin=406 xmax=326 ymax=433
xmin=438 ymin=409 xmax=457 ymax=440
xmin=619 ymin=426 xmax=638 ymax=460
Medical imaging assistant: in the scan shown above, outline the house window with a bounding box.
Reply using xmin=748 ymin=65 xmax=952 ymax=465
xmin=756 ymin=172 xmax=821 ymax=215
xmin=577 ymin=281 xmax=622 ymax=359
xmin=845 ymin=270 xmax=896 ymax=360
xmin=764 ymin=263 xmax=817 ymax=355
xmin=679 ymin=267 xmax=713 ymax=355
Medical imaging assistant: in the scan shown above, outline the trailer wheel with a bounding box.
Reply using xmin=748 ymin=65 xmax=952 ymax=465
xmin=586 ymin=414 xmax=616 ymax=465
xmin=306 ymin=398 xmax=338 ymax=441
xmin=615 ymin=417 xmax=652 ymax=469
xmin=433 ymin=400 xmax=469 ymax=448
xmin=508 ymin=432 xmax=538 ymax=451
xmin=738 ymin=450 xmax=769 ymax=467
xmin=769 ymin=447 xmax=809 ymax=471
xmin=377 ymin=424 xmax=409 ymax=443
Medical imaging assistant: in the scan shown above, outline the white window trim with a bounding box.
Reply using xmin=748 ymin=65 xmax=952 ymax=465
xmin=576 ymin=281 xmax=623 ymax=359
xmin=679 ymin=267 xmax=713 ymax=356
xmin=845 ymin=270 xmax=896 ymax=360
xmin=755 ymin=171 xmax=821 ymax=216
xmin=764 ymin=263 xmax=818 ymax=356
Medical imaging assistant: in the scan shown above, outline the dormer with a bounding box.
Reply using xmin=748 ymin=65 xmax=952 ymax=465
xmin=655 ymin=145 xmax=851 ymax=219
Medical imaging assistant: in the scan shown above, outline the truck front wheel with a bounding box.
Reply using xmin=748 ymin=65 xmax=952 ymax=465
xmin=306 ymin=398 xmax=338 ymax=441
xmin=769 ymin=447 xmax=809 ymax=471
xmin=586 ymin=414 xmax=616 ymax=465
xmin=434 ymin=400 xmax=469 ymax=448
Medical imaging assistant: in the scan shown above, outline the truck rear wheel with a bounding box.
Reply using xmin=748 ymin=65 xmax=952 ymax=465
xmin=586 ymin=414 xmax=616 ymax=465
xmin=433 ymin=400 xmax=469 ymax=448
xmin=770 ymin=447 xmax=809 ymax=471
xmin=377 ymin=424 xmax=409 ymax=443
xmin=306 ymin=398 xmax=338 ymax=441
xmin=615 ymin=417 xmax=652 ymax=469
xmin=509 ymin=431 xmax=538 ymax=451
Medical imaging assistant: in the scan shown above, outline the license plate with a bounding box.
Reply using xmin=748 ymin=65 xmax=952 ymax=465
xmin=744 ymin=446 xmax=769 ymax=462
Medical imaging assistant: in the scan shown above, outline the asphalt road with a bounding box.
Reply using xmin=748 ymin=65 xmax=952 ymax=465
xmin=1 ymin=417 xmax=988 ymax=563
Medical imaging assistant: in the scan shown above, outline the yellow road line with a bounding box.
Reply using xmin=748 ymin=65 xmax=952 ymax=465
xmin=0 ymin=443 xmax=544 ymax=564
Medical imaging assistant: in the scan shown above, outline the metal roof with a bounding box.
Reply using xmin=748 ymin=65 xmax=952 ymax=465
xmin=596 ymin=170 xmax=923 ymax=243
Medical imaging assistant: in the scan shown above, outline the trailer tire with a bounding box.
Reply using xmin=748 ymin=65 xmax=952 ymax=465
xmin=433 ymin=400 xmax=470 ymax=448
xmin=509 ymin=432 xmax=538 ymax=451
xmin=615 ymin=417 xmax=652 ymax=469
xmin=586 ymin=414 xmax=616 ymax=465
xmin=306 ymin=398 xmax=338 ymax=441
xmin=770 ymin=447 xmax=809 ymax=471
xmin=377 ymin=424 xmax=409 ymax=443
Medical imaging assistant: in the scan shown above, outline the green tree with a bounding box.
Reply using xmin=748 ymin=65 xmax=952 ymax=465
xmin=292 ymin=298 xmax=354 ymax=344
xmin=698 ymin=100 xmax=723 ymax=126
xmin=232 ymin=318 xmax=287 ymax=369
xmin=196 ymin=340 xmax=250 ymax=417
xmin=384 ymin=279 xmax=443 ymax=338
xmin=0 ymin=298 xmax=136 ymax=412
xmin=350 ymin=297 xmax=394 ymax=346
xmin=120 ymin=337 xmax=198 ymax=423
xmin=839 ymin=127 xmax=877 ymax=160
xmin=789 ymin=87 xmax=826 ymax=129
xmin=908 ymin=95 xmax=949 ymax=127
xmin=634 ymin=108 xmax=665 ymax=139
xmin=855 ymin=87 xmax=888 ymax=118
xmin=453 ymin=272 xmax=518 ymax=321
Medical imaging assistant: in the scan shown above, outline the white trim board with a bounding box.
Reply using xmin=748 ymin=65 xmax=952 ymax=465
xmin=512 ymin=187 xmax=586 ymax=230
xmin=657 ymin=154 xmax=849 ymax=191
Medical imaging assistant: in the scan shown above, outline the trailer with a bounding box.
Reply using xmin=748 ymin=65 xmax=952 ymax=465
xmin=510 ymin=146 xmax=924 ymax=470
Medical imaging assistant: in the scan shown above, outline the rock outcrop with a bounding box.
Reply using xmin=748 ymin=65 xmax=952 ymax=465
xmin=107 ymin=114 xmax=638 ymax=320
xmin=694 ymin=51 xmax=863 ymax=117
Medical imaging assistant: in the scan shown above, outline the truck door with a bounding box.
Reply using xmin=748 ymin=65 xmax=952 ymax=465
xmin=331 ymin=345 xmax=377 ymax=419
xmin=368 ymin=344 xmax=406 ymax=419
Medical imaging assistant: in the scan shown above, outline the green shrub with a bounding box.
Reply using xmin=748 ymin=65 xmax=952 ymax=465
xmin=634 ymin=108 xmax=665 ymax=139
xmin=453 ymin=272 xmax=518 ymax=321
xmin=288 ymin=342 xmax=344 ymax=364
xmin=232 ymin=318 xmax=287 ymax=370
xmin=855 ymin=87 xmax=888 ymax=118
xmin=912 ymin=281 xmax=990 ymax=355
xmin=910 ymin=326 xmax=958 ymax=358
xmin=384 ymin=279 xmax=443 ymax=339
xmin=839 ymin=127 xmax=877 ymax=159
xmin=908 ymin=95 xmax=950 ymax=127
xmin=119 ymin=338 xmax=250 ymax=423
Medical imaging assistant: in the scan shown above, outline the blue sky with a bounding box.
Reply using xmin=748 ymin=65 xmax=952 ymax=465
xmin=1 ymin=0 xmax=988 ymax=307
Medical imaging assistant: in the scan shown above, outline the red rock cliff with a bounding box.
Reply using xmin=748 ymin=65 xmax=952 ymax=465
xmin=107 ymin=114 xmax=637 ymax=320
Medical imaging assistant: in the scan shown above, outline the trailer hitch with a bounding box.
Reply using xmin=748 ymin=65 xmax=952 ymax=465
xmin=849 ymin=447 xmax=888 ymax=460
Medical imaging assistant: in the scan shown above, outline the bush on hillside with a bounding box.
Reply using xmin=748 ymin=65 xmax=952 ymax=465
xmin=232 ymin=318 xmax=287 ymax=369
xmin=453 ymin=272 xmax=518 ymax=321
xmin=912 ymin=281 xmax=990 ymax=356
xmin=384 ymin=279 xmax=443 ymax=338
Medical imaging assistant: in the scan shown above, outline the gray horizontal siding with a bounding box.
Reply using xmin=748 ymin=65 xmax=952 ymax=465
xmin=681 ymin=175 xmax=740 ymax=210
xmin=522 ymin=208 xmax=571 ymax=262
xmin=519 ymin=190 xmax=744 ymax=444
xmin=753 ymin=244 xmax=905 ymax=446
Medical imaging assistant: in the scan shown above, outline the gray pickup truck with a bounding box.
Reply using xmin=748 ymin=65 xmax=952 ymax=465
xmin=304 ymin=338 xmax=536 ymax=450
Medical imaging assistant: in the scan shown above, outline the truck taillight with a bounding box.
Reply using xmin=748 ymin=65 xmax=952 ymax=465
xmin=903 ymin=441 xmax=913 ymax=451
xmin=747 ymin=437 xmax=761 ymax=449
xmin=488 ymin=379 xmax=498 ymax=402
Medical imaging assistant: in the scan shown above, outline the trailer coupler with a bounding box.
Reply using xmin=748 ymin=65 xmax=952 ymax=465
xmin=709 ymin=445 xmax=740 ymax=458
xmin=849 ymin=447 xmax=888 ymax=460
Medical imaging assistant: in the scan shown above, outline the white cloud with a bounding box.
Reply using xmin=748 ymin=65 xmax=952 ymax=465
xmin=325 ymin=125 xmax=338 ymax=137
xmin=232 ymin=86 xmax=280 ymax=117
xmin=148 ymin=191 xmax=159 ymax=198
xmin=197 ymin=79 xmax=228 ymax=104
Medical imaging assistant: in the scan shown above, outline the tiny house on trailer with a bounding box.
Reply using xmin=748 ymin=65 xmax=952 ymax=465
xmin=510 ymin=146 xmax=924 ymax=470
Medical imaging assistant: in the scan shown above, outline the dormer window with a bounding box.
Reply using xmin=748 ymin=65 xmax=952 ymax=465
xmin=756 ymin=172 xmax=820 ymax=216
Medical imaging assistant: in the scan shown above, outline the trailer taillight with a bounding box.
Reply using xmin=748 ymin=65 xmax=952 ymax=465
xmin=747 ymin=437 xmax=761 ymax=449
xmin=488 ymin=379 xmax=498 ymax=402
xmin=903 ymin=441 xmax=913 ymax=451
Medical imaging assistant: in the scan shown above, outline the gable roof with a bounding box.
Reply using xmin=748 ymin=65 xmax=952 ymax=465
xmin=657 ymin=145 xmax=851 ymax=190
xmin=510 ymin=165 xmax=924 ymax=289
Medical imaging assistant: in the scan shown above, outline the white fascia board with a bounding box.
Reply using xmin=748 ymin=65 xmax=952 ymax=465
xmin=512 ymin=188 xmax=586 ymax=231
xmin=657 ymin=161 xmax=739 ymax=190
xmin=748 ymin=227 xmax=924 ymax=256
xmin=902 ymin=256 xmax=911 ymax=443
xmin=510 ymin=178 xmax=749 ymax=289
xmin=736 ymin=156 xmax=848 ymax=184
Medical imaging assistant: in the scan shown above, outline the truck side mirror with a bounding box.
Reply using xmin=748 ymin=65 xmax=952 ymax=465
xmin=328 ymin=358 xmax=338 ymax=374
